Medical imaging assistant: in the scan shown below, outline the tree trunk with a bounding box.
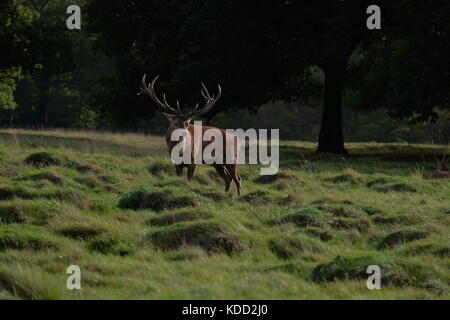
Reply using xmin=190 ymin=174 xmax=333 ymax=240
xmin=317 ymin=61 xmax=347 ymax=154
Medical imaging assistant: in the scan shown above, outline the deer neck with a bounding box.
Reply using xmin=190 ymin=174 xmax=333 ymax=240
xmin=165 ymin=126 xmax=190 ymax=152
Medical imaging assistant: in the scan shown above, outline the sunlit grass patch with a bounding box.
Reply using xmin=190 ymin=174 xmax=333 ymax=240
xmin=149 ymin=220 xmax=244 ymax=254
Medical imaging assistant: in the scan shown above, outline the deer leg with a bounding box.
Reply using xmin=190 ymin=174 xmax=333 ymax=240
xmin=175 ymin=165 xmax=183 ymax=176
xmin=187 ymin=164 xmax=196 ymax=181
xmin=214 ymin=165 xmax=232 ymax=192
xmin=225 ymin=164 xmax=242 ymax=195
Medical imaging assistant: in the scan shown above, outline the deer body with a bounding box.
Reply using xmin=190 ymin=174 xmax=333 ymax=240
xmin=139 ymin=75 xmax=242 ymax=195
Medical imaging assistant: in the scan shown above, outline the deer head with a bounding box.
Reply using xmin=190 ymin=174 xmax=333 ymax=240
xmin=138 ymin=74 xmax=221 ymax=131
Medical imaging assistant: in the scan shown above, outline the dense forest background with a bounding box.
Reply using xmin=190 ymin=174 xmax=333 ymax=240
xmin=0 ymin=0 xmax=449 ymax=148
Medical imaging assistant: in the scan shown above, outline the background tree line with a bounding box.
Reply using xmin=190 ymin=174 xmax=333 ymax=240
xmin=0 ymin=0 xmax=449 ymax=151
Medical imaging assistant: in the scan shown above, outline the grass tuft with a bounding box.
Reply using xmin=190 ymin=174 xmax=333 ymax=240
xmin=24 ymin=152 xmax=61 ymax=168
xmin=278 ymin=207 xmax=329 ymax=227
xmin=377 ymin=229 xmax=429 ymax=249
xmin=149 ymin=220 xmax=243 ymax=254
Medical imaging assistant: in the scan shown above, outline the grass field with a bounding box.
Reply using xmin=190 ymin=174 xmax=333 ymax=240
xmin=0 ymin=128 xmax=449 ymax=299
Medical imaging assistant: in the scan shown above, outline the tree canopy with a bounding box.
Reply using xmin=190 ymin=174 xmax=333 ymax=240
xmin=0 ymin=0 xmax=449 ymax=151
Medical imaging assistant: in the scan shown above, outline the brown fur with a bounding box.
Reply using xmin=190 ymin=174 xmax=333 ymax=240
xmin=167 ymin=124 xmax=242 ymax=195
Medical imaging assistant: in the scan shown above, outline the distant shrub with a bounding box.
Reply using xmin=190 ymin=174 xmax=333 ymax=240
xmin=24 ymin=152 xmax=61 ymax=168
xmin=149 ymin=220 xmax=243 ymax=254
xmin=377 ymin=229 xmax=428 ymax=249
xmin=118 ymin=187 xmax=196 ymax=211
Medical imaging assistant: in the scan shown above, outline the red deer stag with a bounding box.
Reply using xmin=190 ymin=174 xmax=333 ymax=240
xmin=138 ymin=75 xmax=242 ymax=195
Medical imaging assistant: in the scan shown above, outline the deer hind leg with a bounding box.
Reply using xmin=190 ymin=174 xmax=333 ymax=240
xmin=187 ymin=164 xmax=196 ymax=181
xmin=225 ymin=164 xmax=242 ymax=196
xmin=213 ymin=164 xmax=232 ymax=192
xmin=175 ymin=165 xmax=184 ymax=176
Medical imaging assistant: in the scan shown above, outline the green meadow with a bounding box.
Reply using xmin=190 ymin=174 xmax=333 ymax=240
xmin=0 ymin=129 xmax=449 ymax=299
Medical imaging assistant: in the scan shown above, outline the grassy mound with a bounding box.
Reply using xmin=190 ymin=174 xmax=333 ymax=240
xmin=0 ymin=184 xmax=34 ymax=200
xmin=278 ymin=207 xmax=329 ymax=227
xmin=331 ymin=217 xmax=372 ymax=231
xmin=312 ymin=255 xmax=378 ymax=282
xmin=401 ymin=240 xmax=450 ymax=258
xmin=118 ymin=187 xmax=196 ymax=211
xmin=311 ymin=254 xmax=420 ymax=287
xmin=0 ymin=200 xmax=59 ymax=225
xmin=304 ymin=227 xmax=334 ymax=241
xmin=64 ymin=160 xmax=100 ymax=174
xmin=377 ymin=229 xmax=429 ymax=249
xmin=24 ymin=152 xmax=61 ymax=168
xmin=371 ymin=213 xmax=420 ymax=225
xmin=75 ymin=176 xmax=102 ymax=189
xmin=56 ymin=221 xmax=107 ymax=241
xmin=15 ymin=170 xmax=65 ymax=185
xmin=325 ymin=169 xmax=365 ymax=184
xmin=149 ymin=220 xmax=243 ymax=254
xmin=0 ymin=204 xmax=27 ymax=224
xmin=254 ymin=172 xmax=299 ymax=184
xmin=147 ymin=209 xmax=211 ymax=227
xmin=147 ymin=159 xmax=173 ymax=176
xmin=88 ymin=235 xmax=132 ymax=256
xmin=0 ymin=225 xmax=59 ymax=250
xmin=268 ymin=234 xmax=321 ymax=259
xmin=367 ymin=178 xmax=418 ymax=192
xmin=241 ymin=190 xmax=273 ymax=205
xmin=318 ymin=205 xmax=363 ymax=218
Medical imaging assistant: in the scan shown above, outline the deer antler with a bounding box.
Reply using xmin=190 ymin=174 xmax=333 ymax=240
xmin=138 ymin=74 xmax=181 ymax=114
xmin=185 ymin=82 xmax=222 ymax=118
